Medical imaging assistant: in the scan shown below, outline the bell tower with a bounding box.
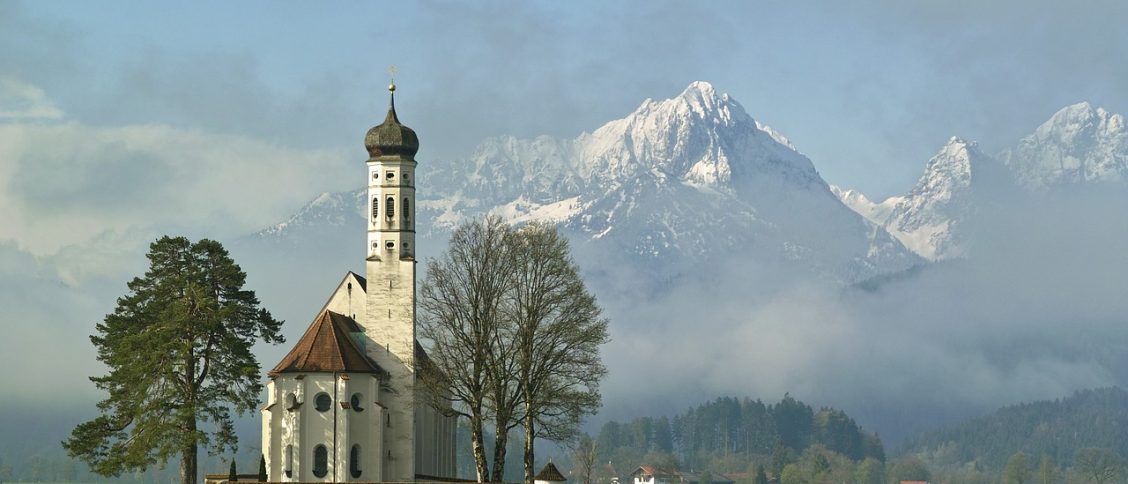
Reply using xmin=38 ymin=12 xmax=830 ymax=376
xmin=363 ymin=81 xmax=419 ymax=482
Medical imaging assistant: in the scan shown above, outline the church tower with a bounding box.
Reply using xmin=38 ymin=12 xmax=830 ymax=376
xmin=363 ymin=82 xmax=419 ymax=482
xmin=261 ymin=82 xmax=454 ymax=483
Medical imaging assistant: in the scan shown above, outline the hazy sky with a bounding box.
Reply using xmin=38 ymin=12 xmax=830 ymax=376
xmin=4 ymin=0 xmax=1128 ymax=456
xmin=7 ymin=1 xmax=1128 ymax=202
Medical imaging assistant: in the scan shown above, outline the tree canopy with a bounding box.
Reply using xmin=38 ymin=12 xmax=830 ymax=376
xmin=63 ymin=236 xmax=283 ymax=484
xmin=592 ymin=395 xmax=884 ymax=481
xmin=420 ymin=217 xmax=609 ymax=483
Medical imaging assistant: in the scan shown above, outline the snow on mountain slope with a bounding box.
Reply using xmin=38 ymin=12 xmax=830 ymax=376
xmin=1001 ymin=102 xmax=1128 ymax=189
xmin=259 ymin=82 xmax=922 ymax=285
xmin=831 ymin=185 xmax=902 ymax=226
xmin=836 ymin=138 xmax=1006 ymax=261
xmin=258 ymin=190 xmax=364 ymax=239
xmin=881 ymin=137 xmax=993 ymax=260
xmin=837 ymin=103 xmax=1128 ymax=261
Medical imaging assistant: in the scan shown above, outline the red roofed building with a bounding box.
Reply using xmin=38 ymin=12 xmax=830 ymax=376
xmin=260 ymin=86 xmax=457 ymax=483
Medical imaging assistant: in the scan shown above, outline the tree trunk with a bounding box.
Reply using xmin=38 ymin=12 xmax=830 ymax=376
xmin=179 ymin=428 xmax=197 ymax=484
xmin=523 ymin=410 xmax=535 ymax=484
xmin=491 ymin=424 xmax=510 ymax=483
xmin=470 ymin=414 xmax=490 ymax=482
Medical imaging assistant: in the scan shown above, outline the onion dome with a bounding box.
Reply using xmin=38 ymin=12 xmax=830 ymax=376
xmin=365 ymin=83 xmax=419 ymax=159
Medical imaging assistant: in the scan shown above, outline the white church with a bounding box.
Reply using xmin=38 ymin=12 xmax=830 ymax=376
xmin=259 ymin=84 xmax=459 ymax=482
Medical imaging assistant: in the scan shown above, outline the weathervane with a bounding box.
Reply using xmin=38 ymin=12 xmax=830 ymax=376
xmin=388 ymin=64 xmax=397 ymax=92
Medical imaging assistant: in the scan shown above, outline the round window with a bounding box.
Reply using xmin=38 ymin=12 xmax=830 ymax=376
xmin=314 ymin=393 xmax=332 ymax=412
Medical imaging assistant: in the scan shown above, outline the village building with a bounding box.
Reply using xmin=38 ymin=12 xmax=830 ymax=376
xmin=630 ymin=466 xmax=734 ymax=484
xmin=258 ymin=84 xmax=458 ymax=482
xmin=534 ymin=463 xmax=568 ymax=484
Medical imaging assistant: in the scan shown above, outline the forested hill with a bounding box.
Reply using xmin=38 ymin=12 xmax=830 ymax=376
xmin=594 ymin=395 xmax=884 ymax=475
xmin=899 ymin=387 xmax=1128 ymax=470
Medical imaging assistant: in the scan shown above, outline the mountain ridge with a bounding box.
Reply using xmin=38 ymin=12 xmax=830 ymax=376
xmin=258 ymin=81 xmax=921 ymax=285
xmin=835 ymin=102 xmax=1128 ymax=261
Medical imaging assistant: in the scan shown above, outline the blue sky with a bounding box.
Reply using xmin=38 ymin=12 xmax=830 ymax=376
xmin=10 ymin=1 xmax=1128 ymax=203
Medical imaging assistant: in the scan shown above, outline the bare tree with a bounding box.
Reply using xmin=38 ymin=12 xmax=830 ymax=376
xmin=421 ymin=219 xmax=610 ymax=484
xmin=571 ymin=435 xmax=599 ymax=484
xmin=419 ymin=216 xmax=515 ymax=482
xmin=1074 ymin=448 xmax=1124 ymax=484
xmin=508 ymin=223 xmax=610 ymax=484
xmin=486 ymin=303 xmax=523 ymax=483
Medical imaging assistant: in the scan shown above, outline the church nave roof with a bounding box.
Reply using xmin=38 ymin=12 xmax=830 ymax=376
xmin=268 ymin=309 xmax=383 ymax=377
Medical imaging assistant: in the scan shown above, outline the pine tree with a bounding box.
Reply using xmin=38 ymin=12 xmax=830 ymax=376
xmin=753 ymin=464 xmax=769 ymax=484
xmin=258 ymin=454 xmax=267 ymax=482
xmin=63 ymin=236 xmax=284 ymax=484
xmin=229 ymin=459 xmax=238 ymax=482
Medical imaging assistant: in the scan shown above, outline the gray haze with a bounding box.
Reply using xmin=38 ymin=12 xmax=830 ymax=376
xmin=3 ymin=0 xmax=1128 ymax=476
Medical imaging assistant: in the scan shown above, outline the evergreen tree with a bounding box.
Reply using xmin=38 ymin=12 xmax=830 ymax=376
xmin=769 ymin=443 xmax=794 ymax=478
xmin=63 ymin=236 xmax=284 ymax=484
xmin=258 ymin=454 xmax=267 ymax=482
xmin=229 ymin=459 xmax=238 ymax=482
xmin=753 ymin=464 xmax=769 ymax=484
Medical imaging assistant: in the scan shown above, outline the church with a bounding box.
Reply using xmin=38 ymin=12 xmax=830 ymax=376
xmin=259 ymin=83 xmax=459 ymax=482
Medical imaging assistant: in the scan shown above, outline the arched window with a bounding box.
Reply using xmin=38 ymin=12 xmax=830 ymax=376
xmin=350 ymin=444 xmax=362 ymax=478
xmin=350 ymin=393 xmax=364 ymax=412
xmin=386 ymin=197 xmax=395 ymax=219
xmin=313 ymin=445 xmax=328 ymax=478
xmin=284 ymin=444 xmax=293 ymax=478
xmin=403 ymin=197 xmax=410 ymax=222
xmin=314 ymin=393 xmax=331 ymax=412
xmin=285 ymin=393 xmax=298 ymax=411
xmin=371 ymin=197 xmax=378 ymax=220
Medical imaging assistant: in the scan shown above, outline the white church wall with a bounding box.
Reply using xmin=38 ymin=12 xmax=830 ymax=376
xmin=322 ymin=273 xmax=367 ymax=324
xmin=345 ymin=375 xmax=382 ymax=482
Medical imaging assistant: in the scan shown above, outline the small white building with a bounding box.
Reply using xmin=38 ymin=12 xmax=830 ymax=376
xmin=630 ymin=466 xmax=734 ymax=484
xmin=260 ymin=85 xmax=458 ymax=482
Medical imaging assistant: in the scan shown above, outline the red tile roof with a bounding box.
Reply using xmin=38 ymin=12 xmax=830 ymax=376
xmin=269 ymin=309 xmax=383 ymax=377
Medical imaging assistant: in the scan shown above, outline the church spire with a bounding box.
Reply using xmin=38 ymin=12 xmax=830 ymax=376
xmin=364 ymin=79 xmax=418 ymax=159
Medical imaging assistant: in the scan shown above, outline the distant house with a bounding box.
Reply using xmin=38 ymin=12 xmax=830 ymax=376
xmin=536 ymin=462 xmax=568 ymax=484
xmin=631 ymin=466 xmax=735 ymax=484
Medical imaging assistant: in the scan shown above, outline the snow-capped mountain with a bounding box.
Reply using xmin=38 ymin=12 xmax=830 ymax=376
xmin=258 ymin=82 xmax=922 ymax=285
xmin=836 ymin=102 xmax=1128 ymax=261
xmin=832 ymin=138 xmax=995 ymax=260
xmin=1001 ymin=102 xmax=1128 ymax=190
xmin=882 ymin=138 xmax=1005 ymax=260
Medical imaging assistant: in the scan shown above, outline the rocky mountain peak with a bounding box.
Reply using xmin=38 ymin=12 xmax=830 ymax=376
xmin=1004 ymin=102 xmax=1128 ymax=189
xmin=263 ymin=81 xmax=919 ymax=284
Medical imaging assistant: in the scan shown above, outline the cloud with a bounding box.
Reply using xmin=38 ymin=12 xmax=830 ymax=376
xmin=593 ymin=185 xmax=1128 ymax=443
xmin=0 ymin=78 xmax=64 ymax=120
xmin=0 ymin=83 xmax=353 ymax=258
